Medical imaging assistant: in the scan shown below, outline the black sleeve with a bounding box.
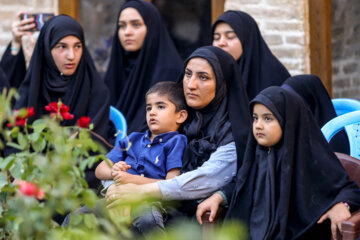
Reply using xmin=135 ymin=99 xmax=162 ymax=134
xmin=0 ymin=43 xmax=27 ymax=89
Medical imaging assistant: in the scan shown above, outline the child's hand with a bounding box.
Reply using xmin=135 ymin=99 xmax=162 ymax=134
xmin=317 ymin=202 xmax=351 ymax=240
xmin=112 ymin=162 xmax=131 ymax=172
xmin=113 ymin=170 xmax=132 ymax=185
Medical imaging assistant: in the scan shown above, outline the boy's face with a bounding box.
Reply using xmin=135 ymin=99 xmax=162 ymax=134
xmin=252 ymin=103 xmax=282 ymax=147
xmin=146 ymin=93 xmax=185 ymax=137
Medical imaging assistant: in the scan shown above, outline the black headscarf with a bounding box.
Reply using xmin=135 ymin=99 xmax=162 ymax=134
xmin=104 ymin=0 xmax=183 ymax=133
xmin=14 ymin=15 xmax=110 ymax=139
xmin=227 ymin=86 xmax=360 ymax=239
xmin=282 ymin=74 xmax=349 ymax=154
xmin=213 ymin=11 xmax=290 ymax=101
xmin=180 ymin=46 xmax=251 ymax=173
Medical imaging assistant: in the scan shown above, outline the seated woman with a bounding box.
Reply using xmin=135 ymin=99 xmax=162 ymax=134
xmin=282 ymin=74 xmax=349 ymax=154
xmin=104 ymin=0 xmax=183 ymax=134
xmin=212 ymin=10 xmax=290 ymax=100
xmin=13 ymin=15 xmax=110 ymax=189
xmin=105 ymin=46 xmax=251 ymax=234
xmin=197 ymin=86 xmax=360 ymax=240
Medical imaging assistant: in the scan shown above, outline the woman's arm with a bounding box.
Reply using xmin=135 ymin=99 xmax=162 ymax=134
xmin=105 ymin=142 xmax=236 ymax=207
xmin=158 ymin=142 xmax=237 ymax=200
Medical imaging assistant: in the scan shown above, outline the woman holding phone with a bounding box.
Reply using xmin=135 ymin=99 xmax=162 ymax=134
xmin=13 ymin=14 xmax=110 ymax=188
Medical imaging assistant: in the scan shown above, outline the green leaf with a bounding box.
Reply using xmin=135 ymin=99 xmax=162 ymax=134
xmin=0 ymin=155 xmax=15 ymax=170
xmin=69 ymin=214 xmax=83 ymax=227
xmin=31 ymin=136 xmax=46 ymax=152
xmin=10 ymin=161 xmax=23 ymax=179
xmin=17 ymin=132 xmax=27 ymax=150
xmin=6 ymin=141 xmax=23 ymax=150
xmin=79 ymin=160 xmax=88 ymax=171
xmin=28 ymin=132 xmax=40 ymax=142
xmin=32 ymin=119 xmax=46 ymax=133
xmin=84 ymin=214 xmax=97 ymax=229
xmin=0 ymin=172 xmax=8 ymax=190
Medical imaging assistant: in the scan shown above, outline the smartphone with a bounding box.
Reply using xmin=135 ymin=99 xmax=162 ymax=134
xmin=20 ymin=13 xmax=55 ymax=31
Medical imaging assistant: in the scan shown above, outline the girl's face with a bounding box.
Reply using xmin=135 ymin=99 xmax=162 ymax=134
xmin=183 ymin=57 xmax=216 ymax=110
xmin=212 ymin=22 xmax=243 ymax=61
xmin=252 ymin=103 xmax=282 ymax=147
xmin=51 ymin=35 xmax=83 ymax=76
xmin=118 ymin=7 xmax=147 ymax=52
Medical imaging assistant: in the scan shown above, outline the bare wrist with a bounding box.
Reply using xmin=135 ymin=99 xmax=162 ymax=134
xmin=11 ymin=41 xmax=21 ymax=55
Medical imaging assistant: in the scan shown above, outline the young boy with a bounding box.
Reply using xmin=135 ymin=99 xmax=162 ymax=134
xmin=95 ymin=81 xmax=188 ymax=189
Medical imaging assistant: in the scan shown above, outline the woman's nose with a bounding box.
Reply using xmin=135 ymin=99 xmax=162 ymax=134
xmin=124 ymin=26 xmax=133 ymax=35
xmin=67 ymin=48 xmax=74 ymax=60
xmin=187 ymin=77 xmax=197 ymax=89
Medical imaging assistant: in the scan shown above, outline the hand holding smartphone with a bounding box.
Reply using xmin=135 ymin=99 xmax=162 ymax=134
xmin=20 ymin=13 xmax=55 ymax=31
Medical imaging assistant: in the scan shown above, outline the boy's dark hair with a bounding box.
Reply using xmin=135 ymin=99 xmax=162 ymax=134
xmin=146 ymin=81 xmax=187 ymax=112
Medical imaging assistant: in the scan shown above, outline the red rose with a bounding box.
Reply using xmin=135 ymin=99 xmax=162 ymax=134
xmin=19 ymin=181 xmax=44 ymax=200
xmin=77 ymin=116 xmax=91 ymax=128
xmin=7 ymin=107 xmax=35 ymax=127
xmin=62 ymin=112 xmax=74 ymax=120
xmin=44 ymin=102 xmax=58 ymax=112
xmin=26 ymin=107 xmax=35 ymax=118
xmin=45 ymin=102 xmax=74 ymax=120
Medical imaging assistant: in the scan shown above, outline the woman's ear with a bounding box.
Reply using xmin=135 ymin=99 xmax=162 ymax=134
xmin=176 ymin=110 xmax=188 ymax=125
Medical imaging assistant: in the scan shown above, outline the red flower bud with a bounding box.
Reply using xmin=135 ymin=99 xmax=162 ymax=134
xmin=19 ymin=181 xmax=44 ymax=200
xmin=77 ymin=116 xmax=91 ymax=128
xmin=19 ymin=181 xmax=37 ymax=196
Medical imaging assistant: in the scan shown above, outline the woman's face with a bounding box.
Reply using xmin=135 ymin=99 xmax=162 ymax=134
xmin=51 ymin=35 xmax=83 ymax=76
xmin=118 ymin=7 xmax=147 ymax=52
xmin=183 ymin=57 xmax=216 ymax=110
xmin=252 ymin=103 xmax=282 ymax=147
xmin=213 ymin=22 xmax=243 ymax=61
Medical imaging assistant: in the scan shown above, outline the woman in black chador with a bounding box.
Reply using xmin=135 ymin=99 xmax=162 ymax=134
xmin=104 ymin=0 xmax=183 ymax=134
xmin=14 ymin=15 xmax=110 ymax=188
xmin=212 ymin=11 xmax=290 ymax=100
xmin=197 ymin=86 xmax=360 ymax=239
xmin=282 ymin=74 xmax=350 ymax=154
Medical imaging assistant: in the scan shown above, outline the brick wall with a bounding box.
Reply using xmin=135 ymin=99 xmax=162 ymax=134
xmin=225 ymin=0 xmax=309 ymax=76
xmin=0 ymin=0 xmax=58 ymax=57
xmin=331 ymin=0 xmax=360 ymax=99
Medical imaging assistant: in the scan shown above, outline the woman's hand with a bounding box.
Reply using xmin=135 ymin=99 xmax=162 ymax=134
xmin=112 ymin=170 xmax=132 ymax=184
xmin=317 ymin=202 xmax=351 ymax=240
xmin=105 ymin=182 xmax=162 ymax=208
xmin=196 ymin=192 xmax=223 ymax=225
xmin=11 ymin=12 xmax=35 ymax=53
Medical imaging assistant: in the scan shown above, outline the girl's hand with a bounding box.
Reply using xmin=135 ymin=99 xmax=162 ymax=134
xmin=317 ymin=202 xmax=351 ymax=240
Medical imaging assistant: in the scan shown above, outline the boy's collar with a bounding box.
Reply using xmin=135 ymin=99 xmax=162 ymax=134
xmin=144 ymin=130 xmax=179 ymax=143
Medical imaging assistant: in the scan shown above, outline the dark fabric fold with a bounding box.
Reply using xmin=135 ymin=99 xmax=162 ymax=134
xmin=282 ymin=74 xmax=350 ymax=154
xmin=0 ymin=44 xmax=26 ymax=89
